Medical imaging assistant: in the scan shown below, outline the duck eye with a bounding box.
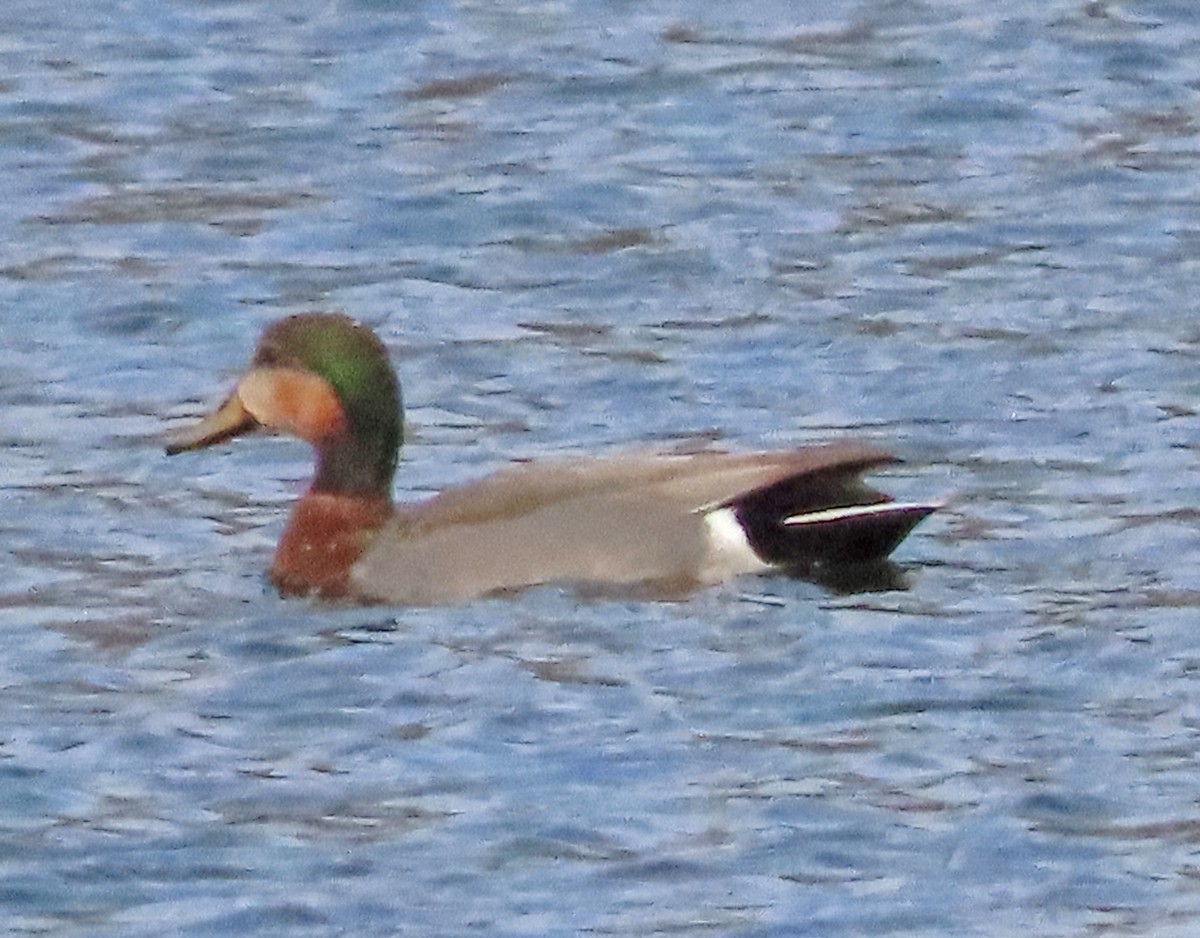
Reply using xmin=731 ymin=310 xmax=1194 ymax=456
xmin=254 ymin=346 xmax=282 ymax=367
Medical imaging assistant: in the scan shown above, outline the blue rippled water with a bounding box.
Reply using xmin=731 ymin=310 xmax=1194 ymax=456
xmin=2 ymin=1 xmax=1199 ymax=935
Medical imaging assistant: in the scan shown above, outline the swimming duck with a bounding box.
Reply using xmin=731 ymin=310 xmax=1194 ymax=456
xmin=166 ymin=313 xmax=937 ymax=604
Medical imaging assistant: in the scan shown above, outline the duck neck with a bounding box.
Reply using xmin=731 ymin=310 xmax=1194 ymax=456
xmin=269 ymin=433 xmax=396 ymax=598
xmin=312 ymin=432 xmax=397 ymax=500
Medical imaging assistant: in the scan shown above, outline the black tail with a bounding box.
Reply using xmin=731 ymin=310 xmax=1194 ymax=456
xmin=731 ymin=464 xmax=937 ymax=571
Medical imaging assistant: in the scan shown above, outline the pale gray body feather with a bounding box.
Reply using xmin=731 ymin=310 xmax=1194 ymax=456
xmin=350 ymin=443 xmax=904 ymax=605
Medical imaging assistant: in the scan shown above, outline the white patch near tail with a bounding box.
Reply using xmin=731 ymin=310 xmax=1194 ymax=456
xmin=701 ymin=507 xmax=769 ymax=581
xmin=783 ymin=501 xmax=939 ymax=526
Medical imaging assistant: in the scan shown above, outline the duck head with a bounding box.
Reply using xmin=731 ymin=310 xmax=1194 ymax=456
xmin=166 ymin=313 xmax=402 ymax=500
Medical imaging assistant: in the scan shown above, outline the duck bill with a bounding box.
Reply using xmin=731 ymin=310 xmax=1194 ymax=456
xmin=165 ymin=391 xmax=260 ymax=455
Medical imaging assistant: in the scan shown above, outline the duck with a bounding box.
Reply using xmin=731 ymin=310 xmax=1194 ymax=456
xmin=166 ymin=313 xmax=938 ymax=605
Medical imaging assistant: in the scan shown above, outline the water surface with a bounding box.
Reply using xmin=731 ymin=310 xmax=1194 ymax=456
xmin=2 ymin=1 xmax=1199 ymax=935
